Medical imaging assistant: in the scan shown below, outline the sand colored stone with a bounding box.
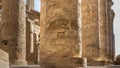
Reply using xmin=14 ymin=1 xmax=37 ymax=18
xmin=1 ymin=0 xmax=27 ymax=65
xmin=0 ymin=49 xmax=9 ymax=68
xmin=81 ymin=0 xmax=115 ymax=65
xmin=0 ymin=0 xmax=115 ymax=67
xmin=40 ymin=0 xmax=85 ymax=68
xmin=26 ymin=7 xmax=40 ymax=64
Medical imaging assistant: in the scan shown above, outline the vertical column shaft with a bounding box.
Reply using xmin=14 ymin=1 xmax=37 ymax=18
xmin=78 ymin=0 xmax=82 ymax=58
xmin=40 ymin=0 xmax=85 ymax=68
xmin=81 ymin=0 xmax=100 ymax=62
xmin=99 ymin=0 xmax=108 ymax=61
xmin=108 ymin=0 xmax=115 ymax=61
xmin=30 ymin=22 xmax=34 ymax=53
xmin=1 ymin=0 xmax=27 ymax=65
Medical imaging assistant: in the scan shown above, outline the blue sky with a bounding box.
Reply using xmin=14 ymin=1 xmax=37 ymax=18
xmin=34 ymin=0 xmax=120 ymax=56
xmin=112 ymin=0 xmax=120 ymax=56
xmin=34 ymin=0 xmax=40 ymax=12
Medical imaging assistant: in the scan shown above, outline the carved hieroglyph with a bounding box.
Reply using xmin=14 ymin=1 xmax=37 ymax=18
xmin=40 ymin=0 xmax=83 ymax=68
xmin=1 ymin=0 xmax=27 ymax=65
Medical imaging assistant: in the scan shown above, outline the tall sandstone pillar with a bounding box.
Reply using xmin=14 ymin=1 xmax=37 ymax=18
xmin=40 ymin=0 xmax=86 ymax=68
xmin=107 ymin=0 xmax=115 ymax=62
xmin=81 ymin=0 xmax=100 ymax=65
xmin=99 ymin=0 xmax=114 ymax=63
xmin=81 ymin=0 xmax=114 ymax=65
xmin=99 ymin=0 xmax=108 ymax=61
xmin=1 ymin=0 xmax=27 ymax=65
xmin=99 ymin=0 xmax=114 ymax=64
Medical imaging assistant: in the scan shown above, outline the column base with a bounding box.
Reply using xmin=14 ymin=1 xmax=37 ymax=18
xmin=10 ymin=60 xmax=27 ymax=66
xmin=74 ymin=57 xmax=87 ymax=67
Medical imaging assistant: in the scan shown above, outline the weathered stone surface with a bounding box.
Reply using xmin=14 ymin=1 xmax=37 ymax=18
xmin=27 ymin=0 xmax=34 ymax=9
xmin=107 ymin=65 xmax=120 ymax=68
xmin=99 ymin=0 xmax=107 ymax=61
xmin=1 ymin=0 xmax=27 ymax=65
xmin=26 ymin=7 xmax=40 ymax=64
xmin=0 ymin=0 xmax=40 ymax=65
xmin=40 ymin=0 xmax=115 ymax=67
xmin=81 ymin=0 xmax=100 ymax=60
xmin=77 ymin=65 xmax=120 ymax=68
xmin=0 ymin=0 xmax=115 ymax=67
xmin=81 ymin=0 xmax=115 ymax=65
xmin=0 ymin=49 xmax=9 ymax=68
xmin=106 ymin=0 xmax=115 ymax=62
xmin=99 ymin=0 xmax=115 ymax=64
xmin=10 ymin=65 xmax=40 ymax=68
xmin=40 ymin=0 xmax=84 ymax=68
xmin=114 ymin=55 xmax=120 ymax=65
xmin=89 ymin=66 xmax=120 ymax=68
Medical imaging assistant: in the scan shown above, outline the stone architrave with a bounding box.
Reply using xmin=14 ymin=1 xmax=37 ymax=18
xmin=40 ymin=0 xmax=86 ymax=68
xmin=1 ymin=0 xmax=27 ymax=65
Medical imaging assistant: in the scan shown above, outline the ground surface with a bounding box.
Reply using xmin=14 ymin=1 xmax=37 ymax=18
xmin=10 ymin=65 xmax=120 ymax=68
xmin=10 ymin=65 xmax=40 ymax=68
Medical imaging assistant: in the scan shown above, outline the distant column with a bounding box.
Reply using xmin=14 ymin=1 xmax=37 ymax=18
xmin=30 ymin=21 xmax=34 ymax=53
xmin=28 ymin=0 xmax=34 ymax=9
xmin=0 ymin=0 xmax=1 ymax=41
xmin=108 ymin=0 xmax=115 ymax=62
xmin=1 ymin=0 xmax=27 ymax=65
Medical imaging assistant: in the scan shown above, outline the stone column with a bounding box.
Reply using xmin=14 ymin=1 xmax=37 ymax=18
xmin=106 ymin=0 xmax=110 ymax=61
xmin=106 ymin=0 xmax=115 ymax=63
xmin=1 ymin=0 xmax=27 ymax=65
xmin=0 ymin=0 xmax=2 ymax=36
xmin=81 ymin=0 xmax=100 ymax=65
xmin=110 ymin=10 xmax=115 ymax=62
xmin=30 ymin=21 xmax=34 ymax=53
xmin=28 ymin=0 xmax=34 ymax=9
xmin=78 ymin=0 xmax=82 ymax=58
xmin=99 ymin=0 xmax=108 ymax=61
xmin=108 ymin=0 xmax=115 ymax=62
xmin=40 ymin=0 xmax=86 ymax=68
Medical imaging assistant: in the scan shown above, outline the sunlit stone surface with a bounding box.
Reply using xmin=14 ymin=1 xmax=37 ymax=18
xmin=81 ymin=0 xmax=115 ymax=65
xmin=0 ymin=0 xmax=116 ymax=68
xmin=40 ymin=0 xmax=85 ymax=68
xmin=1 ymin=0 xmax=27 ymax=65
